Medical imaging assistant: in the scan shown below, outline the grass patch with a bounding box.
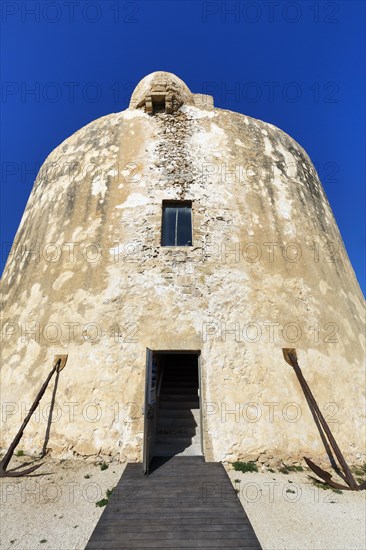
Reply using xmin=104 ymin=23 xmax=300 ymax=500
xmin=286 ymin=489 xmax=296 ymax=494
xmin=95 ymin=498 xmax=108 ymax=508
xmin=96 ymin=487 xmax=115 ymax=507
xmin=84 ymin=474 xmax=91 ymax=479
xmin=40 ymin=540 xmax=47 ymax=544
xmin=233 ymin=461 xmax=258 ymax=473
xmin=311 ymin=479 xmax=343 ymax=494
xmin=15 ymin=450 xmax=24 ymax=457
xmin=99 ymin=462 xmax=109 ymax=471
xmin=312 ymin=479 xmax=330 ymax=490
xmin=352 ymin=463 xmax=366 ymax=476
xmin=279 ymin=464 xmax=303 ymax=474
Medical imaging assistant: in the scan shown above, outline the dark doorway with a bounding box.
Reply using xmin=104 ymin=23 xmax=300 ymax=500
xmin=143 ymin=350 xmax=201 ymax=473
xmin=152 ymin=94 xmax=166 ymax=113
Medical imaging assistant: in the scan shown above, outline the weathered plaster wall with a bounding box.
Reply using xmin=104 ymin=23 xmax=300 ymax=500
xmin=1 ymin=72 xmax=365 ymax=464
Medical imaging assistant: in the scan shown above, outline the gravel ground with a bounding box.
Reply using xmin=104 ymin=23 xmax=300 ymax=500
xmin=0 ymin=456 xmax=365 ymax=550
xmin=0 ymin=456 xmax=125 ymax=550
xmin=225 ymin=465 xmax=366 ymax=550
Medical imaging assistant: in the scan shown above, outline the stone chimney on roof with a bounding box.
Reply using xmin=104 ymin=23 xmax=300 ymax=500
xmin=129 ymin=71 xmax=213 ymax=113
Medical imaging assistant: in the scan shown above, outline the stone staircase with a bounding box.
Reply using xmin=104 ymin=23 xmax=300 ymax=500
xmin=154 ymin=363 xmax=202 ymax=456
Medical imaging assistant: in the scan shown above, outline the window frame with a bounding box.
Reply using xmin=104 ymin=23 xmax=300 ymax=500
xmin=161 ymin=200 xmax=193 ymax=247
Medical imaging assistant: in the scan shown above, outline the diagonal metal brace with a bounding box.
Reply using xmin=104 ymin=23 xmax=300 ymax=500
xmin=282 ymin=348 xmax=363 ymax=491
xmin=0 ymin=355 xmax=67 ymax=478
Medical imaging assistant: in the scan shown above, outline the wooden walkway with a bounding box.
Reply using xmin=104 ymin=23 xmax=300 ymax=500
xmin=86 ymin=456 xmax=262 ymax=549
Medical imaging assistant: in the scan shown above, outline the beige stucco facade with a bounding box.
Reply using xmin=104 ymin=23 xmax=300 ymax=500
xmin=1 ymin=72 xmax=365 ymax=464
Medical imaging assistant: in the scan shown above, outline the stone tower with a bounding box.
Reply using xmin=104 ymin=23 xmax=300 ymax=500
xmin=1 ymin=71 xmax=365 ymax=465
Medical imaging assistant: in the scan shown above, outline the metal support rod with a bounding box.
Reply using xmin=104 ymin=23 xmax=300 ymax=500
xmin=40 ymin=366 xmax=61 ymax=458
xmin=284 ymin=349 xmax=358 ymax=490
xmin=0 ymin=359 xmax=61 ymax=476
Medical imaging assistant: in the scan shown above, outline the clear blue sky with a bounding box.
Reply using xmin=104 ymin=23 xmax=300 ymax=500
xmin=1 ymin=0 xmax=365 ymax=294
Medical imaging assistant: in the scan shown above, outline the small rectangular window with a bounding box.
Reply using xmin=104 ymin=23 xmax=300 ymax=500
xmin=161 ymin=201 xmax=192 ymax=246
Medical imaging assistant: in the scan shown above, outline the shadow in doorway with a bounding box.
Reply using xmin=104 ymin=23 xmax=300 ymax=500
xmin=154 ymin=353 xmax=202 ymax=459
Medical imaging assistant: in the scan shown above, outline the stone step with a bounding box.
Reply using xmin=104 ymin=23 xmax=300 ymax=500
xmin=162 ymin=383 xmax=197 ymax=388
xmin=156 ymin=426 xmax=197 ymax=438
xmin=160 ymin=399 xmax=199 ymax=411
xmin=158 ymin=408 xmax=200 ymax=418
xmin=162 ymin=378 xmax=197 ymax=385
xmin=153 ymin=442 xmax=202 ymax=457
xmin=159 ymin=394 xmax=198 ymax=401
xmin=160 ymin=386 xmax=198 ymax=393
xmin=157 ymin=416 xmax=198 ymax=428
xmin=155 ymin=434 xmax=200 ymax=445
xmin=163 ymin=371 xmax=198 ymax=381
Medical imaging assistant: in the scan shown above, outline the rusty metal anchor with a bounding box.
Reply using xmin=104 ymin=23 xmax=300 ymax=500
xmin=282 ymin=348 xmax=365 ymax=491
xmin=0 ymin=355 xmax=67 ymax=478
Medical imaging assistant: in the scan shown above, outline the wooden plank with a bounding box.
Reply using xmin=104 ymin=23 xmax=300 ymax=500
xmin=95 ymin=518 xmax=256 ymax=533
xmin=86 ymin=456 xmax=261 ymax=550
xmin=87 ymin=541 xmax=260 ymax=549
xmin=92 ymin=527 xmax=258 ymax=538
xmin=101 ymin=510 xmax=248 ymax=520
